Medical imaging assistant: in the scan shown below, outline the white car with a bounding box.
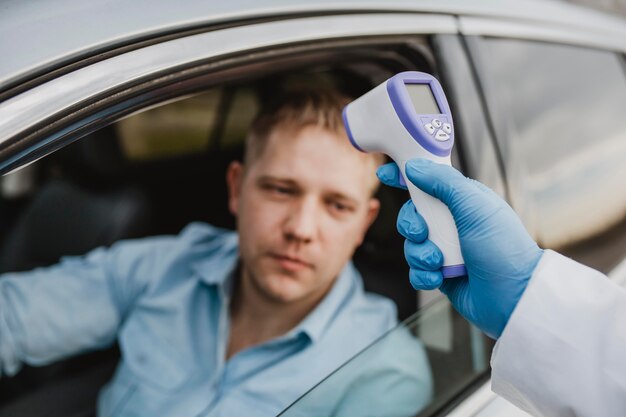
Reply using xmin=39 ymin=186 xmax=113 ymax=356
xmin=0 ymin=1 xmax=625 ymax=416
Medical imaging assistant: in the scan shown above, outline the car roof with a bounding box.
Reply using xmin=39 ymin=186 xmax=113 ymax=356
xmin=1 ymin=0 xmax=625 ymax=92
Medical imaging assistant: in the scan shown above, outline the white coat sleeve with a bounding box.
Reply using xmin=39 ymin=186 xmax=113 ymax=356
xmin=490 ymin=249 xmax=626 ymax=417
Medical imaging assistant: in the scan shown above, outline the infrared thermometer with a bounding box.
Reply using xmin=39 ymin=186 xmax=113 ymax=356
xmin=343 ymin=71 xmax=465 ymax=278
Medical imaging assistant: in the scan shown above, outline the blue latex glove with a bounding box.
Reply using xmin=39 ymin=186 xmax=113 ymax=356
xmin=377 ymin=159 xmax=543 ymax=339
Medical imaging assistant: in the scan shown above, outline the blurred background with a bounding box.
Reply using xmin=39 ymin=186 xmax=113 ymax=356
xmin=568 ymin=0 xmax=626 ymax=16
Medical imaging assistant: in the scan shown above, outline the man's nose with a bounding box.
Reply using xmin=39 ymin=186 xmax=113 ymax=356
xmin=283 ymin=198 xmax=319 ymax=244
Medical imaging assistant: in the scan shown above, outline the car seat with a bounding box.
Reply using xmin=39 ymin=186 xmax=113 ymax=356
xmin=354 ymin=183 xmax=418 ymax=321
xmin=0 ymin=180 xmax=151 ymax=273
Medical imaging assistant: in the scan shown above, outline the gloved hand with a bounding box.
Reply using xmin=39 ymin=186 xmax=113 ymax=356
xmin=377 ymin=159 xmax=543 ymax=339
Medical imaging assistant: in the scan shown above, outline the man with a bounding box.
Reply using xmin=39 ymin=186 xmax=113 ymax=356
xmin=379 ymin=158 xmax=626 ymax=417
xmin=0 ymin=89 xmax=432 ymax=416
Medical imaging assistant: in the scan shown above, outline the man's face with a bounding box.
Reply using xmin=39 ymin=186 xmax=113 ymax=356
xmin=227 ymin=124 xmax=380 ymax=306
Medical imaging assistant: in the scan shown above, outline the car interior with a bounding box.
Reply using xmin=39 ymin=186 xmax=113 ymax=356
xmin=0 ymin=40 xmax=490 ymax=417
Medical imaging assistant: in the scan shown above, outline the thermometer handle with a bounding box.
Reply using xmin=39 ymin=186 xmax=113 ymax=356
xmin=398 ymin=159 xmax=466 ymax=278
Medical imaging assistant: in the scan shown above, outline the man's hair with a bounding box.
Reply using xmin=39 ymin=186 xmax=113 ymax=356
xmin=244 ymin=88 xmax=385 ymax=171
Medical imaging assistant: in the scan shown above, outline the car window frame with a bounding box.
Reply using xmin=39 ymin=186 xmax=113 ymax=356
xmin=464 ymin=35 xmax=626 ymax=272
xmin=0 ymin=12 xmax=457 ymax=176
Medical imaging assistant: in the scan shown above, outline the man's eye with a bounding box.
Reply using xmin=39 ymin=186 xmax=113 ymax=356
xmin=329 ymin=201 xmax=354 ymax=213
xmin=264 ymin=184 xmax=292 ymax=195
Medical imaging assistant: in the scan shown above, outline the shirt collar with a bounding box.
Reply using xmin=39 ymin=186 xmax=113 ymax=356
xmin=191 ymin=231 xmax=239 ymax=287
xmin=287 ymin=262 xmax=361 ymax=344
xmin=191 ymin=232 xmax=362 ymax=344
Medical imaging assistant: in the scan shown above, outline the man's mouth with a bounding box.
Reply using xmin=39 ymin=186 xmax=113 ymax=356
xmin=268 ymin=253 xmax=314 ymax=272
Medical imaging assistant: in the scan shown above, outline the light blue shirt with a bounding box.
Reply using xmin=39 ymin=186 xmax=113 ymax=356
xmin=0 ymin=223 xmax=432 ymax=416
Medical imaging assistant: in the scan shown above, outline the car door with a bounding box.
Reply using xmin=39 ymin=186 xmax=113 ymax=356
xmin=450 ymin=9 xmax=626 ymax=417
xmin=0 ymin=9 xmax=473 ymax=417
xmin=465 ymin=35 xmax=626 ymax=274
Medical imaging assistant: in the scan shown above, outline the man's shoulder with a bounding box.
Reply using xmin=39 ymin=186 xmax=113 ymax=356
xmin=326 ymin=267 xmax=399 ymax=347
xmin=115 ymin=222 xmax=236 ymax=255
xmin=344 ymin=264 xmax=399 ymax=329
xmin=349 ymin=290 xmax=398 ymax=330
xmin=315 ymin=273 xmax=432 ymax=395
xmin=103 ymin=222 xmax=237 ymax=280
xmin=330 ymin=272 xmax=431 ymax=383
xmin=177 ymin=222 xmax=236 ymax=244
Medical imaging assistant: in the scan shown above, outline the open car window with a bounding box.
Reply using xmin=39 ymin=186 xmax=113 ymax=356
xmin=279 ymin=297 xmax=494 ymax=417
xmin=0 ymin=33 xmax=457 ymax=416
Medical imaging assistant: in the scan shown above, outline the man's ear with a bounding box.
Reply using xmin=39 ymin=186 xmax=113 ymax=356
xmin=356 ymin=198 xmax=380 ymax=246
xmin=226 ymin=161 xmax=244 ymax=216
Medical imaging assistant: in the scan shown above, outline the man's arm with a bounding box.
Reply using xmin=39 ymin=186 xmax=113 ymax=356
xmin=0 ymin=238 xmax=158 ymax=377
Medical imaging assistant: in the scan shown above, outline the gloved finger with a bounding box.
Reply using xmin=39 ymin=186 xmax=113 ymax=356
xmin=468 ymin=178 xmax=501 ymax=200
xmin=376 ymin=163 xmax=408 ymax=190
xmin=397 ymin=200 xmax=428 ymax=242
xmin=409 ymin=268 xmax=443 ymax=291
xmin=404 ymin=239 xmax=443 ymax=271
xmin=404 ymin=159 xmax=479 ymax=216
